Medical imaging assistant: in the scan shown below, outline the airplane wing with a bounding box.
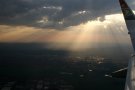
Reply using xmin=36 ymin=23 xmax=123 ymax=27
xmin=119 ymin=0 xmax=135 ymax=90
xmin=108 ymin=68 xmax=127 ymax=78
xmin=125 ymin=55 xmax=135 ymax=90
xmin=119 ymin=0 xmax=135 ymax=49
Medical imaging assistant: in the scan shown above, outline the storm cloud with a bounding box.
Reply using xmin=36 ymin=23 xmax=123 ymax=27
xmin=0 ymin=0 xmax=135 ymax=29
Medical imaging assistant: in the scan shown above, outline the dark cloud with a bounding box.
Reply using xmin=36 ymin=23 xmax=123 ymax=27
xmin=0 ymin=0 xmax=134 ymax=29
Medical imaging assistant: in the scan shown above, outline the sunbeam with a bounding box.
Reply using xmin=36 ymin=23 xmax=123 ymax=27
xmin=0 ymin=14 xmax=132 ymax=51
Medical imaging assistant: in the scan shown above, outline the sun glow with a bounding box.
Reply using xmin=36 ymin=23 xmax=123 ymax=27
xmin=0 ymin=14 xmax=131 ymax=51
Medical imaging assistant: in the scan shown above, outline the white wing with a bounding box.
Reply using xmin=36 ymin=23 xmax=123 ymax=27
xmin=119 ymin=0 xmax=135 ymax=90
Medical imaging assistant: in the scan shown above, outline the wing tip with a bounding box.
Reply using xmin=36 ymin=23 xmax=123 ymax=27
xmin=119 ymin=0 xmax=135 ymax=20
xmin=119 ymin=0 xmax=129 ymax=9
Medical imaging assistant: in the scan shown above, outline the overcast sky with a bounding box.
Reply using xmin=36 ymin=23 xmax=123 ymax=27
xmin=0 ymin=0 xmax=135 ymax=29
xmin=0 ymin=0 xmax=134 ymax=51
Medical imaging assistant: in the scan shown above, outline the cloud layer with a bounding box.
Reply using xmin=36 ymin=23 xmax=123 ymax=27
xmin=0 ymin=0 xmax=135 ymax=29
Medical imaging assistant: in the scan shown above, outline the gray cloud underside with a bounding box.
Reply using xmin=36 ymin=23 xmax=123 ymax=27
xmin=0 ymin=0 xmax=134 ymax=29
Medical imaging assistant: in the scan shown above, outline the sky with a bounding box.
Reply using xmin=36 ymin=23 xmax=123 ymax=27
xmin=0 ymin=0 xmax=135 ymax=51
